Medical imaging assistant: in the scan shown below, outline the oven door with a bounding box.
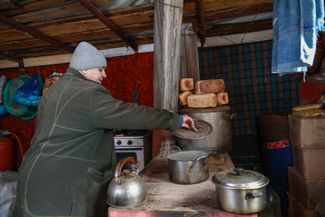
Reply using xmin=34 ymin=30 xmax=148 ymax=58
xmin=115 ymin=147 xmax=145 ymax=171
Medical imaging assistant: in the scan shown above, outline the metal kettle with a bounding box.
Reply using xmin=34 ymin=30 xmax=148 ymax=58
xmin=107 ymin=157 xmax=147 ymax=207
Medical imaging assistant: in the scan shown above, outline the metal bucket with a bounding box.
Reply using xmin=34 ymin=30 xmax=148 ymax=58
xmin=179 ymin=106 xmax=232 ymax=153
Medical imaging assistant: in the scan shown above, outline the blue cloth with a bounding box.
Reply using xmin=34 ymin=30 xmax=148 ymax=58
xmin=178 ymin=115 xmax=184 ymax=128
xmin=272 ymin=0 xmax=325 ymax=75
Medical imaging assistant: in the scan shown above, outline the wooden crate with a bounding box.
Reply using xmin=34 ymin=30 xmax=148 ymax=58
xmin=308 ymin=180 xmax=325 ymax=216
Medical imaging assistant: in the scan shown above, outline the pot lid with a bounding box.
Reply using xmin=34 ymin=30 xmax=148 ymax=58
xmin=167 ymin=150 xmax=208 ymax=161
xmin=172 ymin=119 xmax=212 ymax=139
xmin=212 ymin=168 xmax=269 ymax=190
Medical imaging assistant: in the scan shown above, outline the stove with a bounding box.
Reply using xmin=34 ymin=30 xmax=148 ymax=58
xmin=113 ymin=130 xmax=152 ymax=172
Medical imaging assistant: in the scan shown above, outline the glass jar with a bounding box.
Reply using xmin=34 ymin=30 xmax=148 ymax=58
xmin=259 ymin=187 xmax=282 ymax=217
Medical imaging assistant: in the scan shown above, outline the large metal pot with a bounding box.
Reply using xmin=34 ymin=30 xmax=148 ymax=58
xmin=172 ymin=119 xmax=212 ymax=149
xmin=212 ymin=168 xmax=269 ymax=214
xmin=179 ymin=106 xmax=232 ymax=153
xmin=167 ymin=150 xmax=209 ymax=184
xmin=107 ymin=157 xmax=146 ymax=208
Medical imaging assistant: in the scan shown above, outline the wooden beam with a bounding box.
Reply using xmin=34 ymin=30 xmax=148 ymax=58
xmin=183 ymin=1 xmax=273 ymax=22
xmin=79 ymin=0 xmax=138 ymax=51
xmin=180 ymin=23 xmax=200 ymax=83
xmin=0 ymin=0 xmax=19 ymax=10
xmin=206 ymin=19 xmax=272 ymax=37
xmin=195 ymin=0 xmax=205 ymax=47
xmin=91 ymin=0 xmax=111 ymax=7
xmin=154 ymin=0 xmax=183 ymax=112
xmin=0 ymin=15 xmax=74 ymax=53
xmin=205 ymin=30 xmax=272 ymax=47
xmin=0 ymin=51 xmax=24 ymax=67
xmin=3 ymin=0 xmax=67 ymax=16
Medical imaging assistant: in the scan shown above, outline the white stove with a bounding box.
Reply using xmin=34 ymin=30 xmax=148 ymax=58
xmin=114 ymin=135 xmax=147 ymax=148
xmin=113 ymin=131 xmax=152 ymax=172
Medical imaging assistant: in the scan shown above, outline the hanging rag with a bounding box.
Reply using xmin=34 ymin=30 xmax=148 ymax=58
xmin=42 ymin=72 xmax=63 ymax=94
xmin=272 ymin=0 xmax=325 ymax=76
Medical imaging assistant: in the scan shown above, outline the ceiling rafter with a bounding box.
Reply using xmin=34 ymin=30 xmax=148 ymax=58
xmin=0 ymin=0 xmax=19 ymax=10
xmin=79 ymin=0 xmax=138 ymax=51
xmin=0 ymin=51 xmax=24 ymax=67
xmin=206 ymin=19 xmax=272 ymax=37
xmin=0 ymin=15 xmax=74 ymax=53
xmin=195 ymin=0 xmax=205 ymax=47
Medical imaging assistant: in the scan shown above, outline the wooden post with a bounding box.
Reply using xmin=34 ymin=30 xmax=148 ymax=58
xmin=153 ymin=0 xmax=184 ymax=157
xmin=153 ymin=0 xmax=183 ymax=112
xmin=180 ymin=23 xmax=200 ymax=83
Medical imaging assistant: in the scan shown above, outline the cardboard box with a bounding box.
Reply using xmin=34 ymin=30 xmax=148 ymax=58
xmin=287 ymin=191 xmax=317 ymax=217
xmin=289 ymin=115 xmax=325 ymax=149
xmin=288 ymin=167 xmax=316 ymax=209
xmin=308 ymin=180 xmax=325 ymax=216
xmin=291 ymin=146 xmax=325 ymax=180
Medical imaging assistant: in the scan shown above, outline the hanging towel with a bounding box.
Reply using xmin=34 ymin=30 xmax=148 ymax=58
xmin=272 ymin=0 xmax=325 ymax=75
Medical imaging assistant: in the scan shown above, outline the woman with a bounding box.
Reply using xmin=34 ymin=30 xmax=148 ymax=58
xmin=14 ymin=41 xmax=195 ymax=217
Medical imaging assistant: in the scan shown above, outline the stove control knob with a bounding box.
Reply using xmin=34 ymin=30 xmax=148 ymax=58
xmin=116 ymin=140 xmax=122 ymax=145
xmin=127 ymin=140 xmax=133 ymax=145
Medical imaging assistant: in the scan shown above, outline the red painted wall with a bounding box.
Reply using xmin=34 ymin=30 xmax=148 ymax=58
xmin=0 ymin=52 xmax=154 ymax=165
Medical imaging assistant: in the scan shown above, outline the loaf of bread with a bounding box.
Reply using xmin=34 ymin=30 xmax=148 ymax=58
xmin=217 ymin=92 xmax=229 ymax=105
xmin=180 ymin=78 xmax=194 ymax=91
xmin=195 ymin=79 xmax=225 ymax=94
xmin=187 ymin=93 xmax=217 ymax=108
xmin=178 ymin=91 xmax=192 ymax=106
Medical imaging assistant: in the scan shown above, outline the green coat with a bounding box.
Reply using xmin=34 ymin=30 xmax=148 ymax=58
xmin=14 ymin=68 xmax=181 ymax=217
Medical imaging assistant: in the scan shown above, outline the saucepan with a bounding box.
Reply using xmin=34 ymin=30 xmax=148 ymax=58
xmin=212 ymin=168 xmax=269 ymax=214
xmin=167 ymin=150 xmax=209 ymax=184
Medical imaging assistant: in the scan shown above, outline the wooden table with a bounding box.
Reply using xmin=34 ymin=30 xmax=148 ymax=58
xmin=108 ymin=154 xmax=258 ymax=217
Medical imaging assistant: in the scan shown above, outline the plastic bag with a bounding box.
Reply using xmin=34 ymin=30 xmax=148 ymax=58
xmin=14 ymin=73 xmax=43 ymax=107
xmin=0 ymin=104 xmax=7 ymax=116
xmin=0 ymin=171 xmax=17 ymax=217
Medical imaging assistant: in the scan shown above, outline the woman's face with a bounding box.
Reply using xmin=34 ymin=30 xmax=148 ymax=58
xmin=80 ymin=68 xmax=106 ymax=84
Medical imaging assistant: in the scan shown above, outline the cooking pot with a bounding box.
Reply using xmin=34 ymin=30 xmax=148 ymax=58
xmin=172 ymin=119 xmax=212 ymax=151
xmin=212 ymin=168 xmax=269 ymax=214
xmin=179 ymin=106 xmax=232 ymax=153
xmin=107 ymin=157 xmax=146 ymax=208
xmin=167 ymin=150 xmax=209 ymax=184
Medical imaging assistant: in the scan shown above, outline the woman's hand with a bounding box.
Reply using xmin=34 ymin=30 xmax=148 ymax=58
xmin=181 ymin=114 xmax=196 ymax=129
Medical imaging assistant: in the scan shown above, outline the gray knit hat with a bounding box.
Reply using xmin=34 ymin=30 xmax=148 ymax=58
xmin=69 ymin=41 xmax=107 ymax=70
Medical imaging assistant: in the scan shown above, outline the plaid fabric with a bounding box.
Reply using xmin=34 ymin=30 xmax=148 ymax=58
xmin=199 ymin=40 xmax=302 ymax=136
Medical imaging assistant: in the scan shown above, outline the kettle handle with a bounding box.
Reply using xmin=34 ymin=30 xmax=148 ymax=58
xmin=114 ymin=156 xmax=140 ymax=178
